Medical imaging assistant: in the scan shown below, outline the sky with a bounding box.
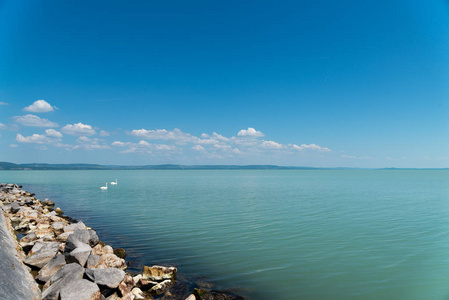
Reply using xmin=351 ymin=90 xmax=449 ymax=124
xmin=0 ymin=0 xmax=448 ymax=167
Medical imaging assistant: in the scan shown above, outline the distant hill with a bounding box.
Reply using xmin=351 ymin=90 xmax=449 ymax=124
xmin=0 ymin=162 xmax=447 ymax=170
xmin=0 ymin=162 xmax=320 ymax=170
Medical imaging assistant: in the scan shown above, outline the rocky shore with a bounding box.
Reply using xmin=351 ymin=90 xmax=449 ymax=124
xmin=0 ymin=183 xmax=244 ymax=300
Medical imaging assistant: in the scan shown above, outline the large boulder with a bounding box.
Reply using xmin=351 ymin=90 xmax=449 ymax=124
xmin=41 ymin=263 xmax=85 ymax=300
xmin=148 ymin=279 xmax=174 ymax=295
xmin=60 ymin=279 xmax=101 ymax=300
xmin=85 ymin=268 xmax=125 ymax=289
xmin=24 ymin=242 xmax=59 ymax=268
xmin=64 ymin=222 xmax=86 ymax=233
xmin=36 ymin=254 xmax=67 ymax=283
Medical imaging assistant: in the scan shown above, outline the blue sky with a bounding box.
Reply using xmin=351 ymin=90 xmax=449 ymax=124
xmin=0 ymin=0 xmax=448 ymax=167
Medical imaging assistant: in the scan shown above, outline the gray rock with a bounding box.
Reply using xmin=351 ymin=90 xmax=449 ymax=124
xmin=64 ymin=232 xmax=89 ymax=254
xmin=0 ymin=210 xmax=41 ymax=300
xmin=42 ymin=263 xmax=85 ymax=300
xmin=37 ymin=254 xmax=66 ymax=283
xmin=10 ymin=202 xmax=21 ymax=213
xmin=66 ymin=243 xmax=91 ymax=267
xmin=85 ymin=268 xmax=125 ymax=289
xmin=67 ymin=229 xmax=99 ymax=247
xmin=24 ymin=241 xmax=59 ymax=268
xmin=86 ymin=254 xmax=101 ymax=269
xmin=64 ymin=221 xmax=86 ymax=232
xmin=60 ymin=279 xmax=101 ymax=300
xmin=51 ymin=221 xmax=65 ymax=231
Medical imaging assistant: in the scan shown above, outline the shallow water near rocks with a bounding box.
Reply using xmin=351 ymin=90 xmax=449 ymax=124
xmin=2 ymin=169 xmax=449 ymax=300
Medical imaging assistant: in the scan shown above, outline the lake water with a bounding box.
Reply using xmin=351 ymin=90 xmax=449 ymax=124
xmin=1 ymin=170 xmax=449 ymax=300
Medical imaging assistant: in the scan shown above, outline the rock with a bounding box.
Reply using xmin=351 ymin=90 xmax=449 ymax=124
xmin=143 ymin=265 xmax=177 ymax=281
xmin=28 ymin=241 xmax=45 ymax=256
xmin=113 ymin=248 xmax=127 ymax=259
xmin=131 ymin=287 xmax=146 ymax=300
xmin=133 ymin=274 xmax=142 ymax=286
xmin=65 ymin=231 xmax=91 ymax=253
xmin=149 ymin=279 xmax=173 ymax=295
xmin=55 ymin=207 xmax=63 ymax=216
xmin=86 ymin=254 xmax=101 ymax=269
xmin=37 ymin=254 xmax=67 ymax=283
xmin=193 ymin=289 xmax=244 ymax=300
xmin=42 ymin=263 xmax=85 ymax=300
xmin=56 ymin=232 xmax=72 ymax=242
xmin=24 ymin=241 xmax=59 ymax=268
xmin=85 ymin=268 xmax=125 ymax=289
xmin=118 ymin=281 xmax=133 ymax=300
xmin=19 ymin=232 xmax=38 ymax=252
xmin=42 ymin=199 xmax=55 ymax=207
xmin=137 ymin=278 xmax=158 ymax=290
xmin=35 ymin=228 xmax=55 ymax=240
xmin=64 ymin=221 xmax=86 ymax=233
xmin=60 ymin=279 xmax=101 ymax=300
xmin=185 ymin=295 xmax=196 ymax=300
xmin=65 ymin=243 xmax=91 ymax=267
xmin=0 ymin=209 xmax=41 ymax=300
xmin=93 ymin=253 xmax=127 ymax=270
xmin=51 ymin=221 xmax=65 ymax=232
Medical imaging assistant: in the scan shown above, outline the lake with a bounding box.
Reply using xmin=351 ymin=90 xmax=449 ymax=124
xmin=1 ymin=170 xmax=449 ymax=300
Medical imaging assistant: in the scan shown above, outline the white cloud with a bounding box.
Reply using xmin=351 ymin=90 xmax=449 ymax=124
xmin=0 ymin=102 xmax=8 ymax=105
xmin=14 ymin=114 xmax=58 ymax=127
xmin=23 ymin=100 xmax=57 ymax=113
xmin=293 ymin=144 xmax=331 ymax=152
xmin=45 ymin=129 xmax=63 ymax=138
xmin=61 ymin=123 xmax=96 ymax=136
xmin=111 ymin=141 xmax=127 ymax=147
xmin=9 ymin=144 xmax=18 ymax=148
xmin=35 ymin=145 xmax=48 ymax=151
xmin=16 ymin=133 xmax=52 ymax=144
xmin=0 ymin=123 xmax=5 ymax=129
xmin=129 ymin=128 xmax=197 ymax=144
xmin=261 ymin=140 xmax=284 ymax=149
xmin=238 ymin=127 xmax=264 ymax=137
xmin=192 ymin=145 xmax=205 ymax=151
xmin=99 ymin=130 xmax=110 ymax=136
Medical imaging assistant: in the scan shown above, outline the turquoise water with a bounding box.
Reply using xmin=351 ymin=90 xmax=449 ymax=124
xmin=1 ymin=170 xmax=449 ymax=299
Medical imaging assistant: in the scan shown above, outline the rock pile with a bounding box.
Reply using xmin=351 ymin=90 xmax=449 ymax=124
xmin=0 ymin=183 xmax=185 ymax=300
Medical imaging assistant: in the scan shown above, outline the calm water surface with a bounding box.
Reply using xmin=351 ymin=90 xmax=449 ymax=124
xmin=1 ymin=170 xmax=449 ymax=300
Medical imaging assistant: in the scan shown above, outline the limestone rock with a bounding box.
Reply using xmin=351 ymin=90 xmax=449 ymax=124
xmin=24 ymin=241 xmax=59 ymax=268
xmin=86 ymin=254 xmax=101 ymax=269
xmin=85 ymin=268 xmax=125 ymax=289
xmin=37 ymin=254 xmax=67 ymax=283
xmin=185 ymin=295 xmax=196 ymax=300
xmin=42 ymin=263 xmax=85 ymax=300
xmin=143 ymin=266 xmax=177 ymax=281
xmin=60 ymin=279 xmax=101 ymax=300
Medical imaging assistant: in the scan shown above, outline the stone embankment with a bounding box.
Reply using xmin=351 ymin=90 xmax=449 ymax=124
xmin=0 ymin=183 xmax=244 ymax=300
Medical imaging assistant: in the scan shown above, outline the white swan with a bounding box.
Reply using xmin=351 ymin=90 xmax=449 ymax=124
xmin=100 ymin=183 xmax=108 ymax=190
xmin=110 ymin=179 xmax=117 ymax=185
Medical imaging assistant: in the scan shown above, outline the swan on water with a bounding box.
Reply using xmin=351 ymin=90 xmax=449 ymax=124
xmin=100 ymin=183 xmax=108 ymax=190
xmin=110 ymin=179 xmax=117 ymax=185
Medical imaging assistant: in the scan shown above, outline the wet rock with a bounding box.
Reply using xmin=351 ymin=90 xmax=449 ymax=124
xmin=85 ymin=268 xmax=125 ymax=289
xmin=60 ymin=279 xmax=101 ymax=300
xmin=148 ymin=279 xmax=174 ymax=295
xmin=41 ymin=263 xmax=85 ymax=300
xmin=37 ymin=254 xmax=67 ymax=283
xmin=24 ymin=241 xmax=59 ymax=268
xmin=137 ymin=278 xmax=157 ymax=290
xmin=113 ymin=247 xmax=126 ymax=259
xmin=42 ymin=199 xmax=55 ymax=207
xmin=193 ymin=289 xmax=244 ymax=300
xmin=143 ymin=265 xmax=177 ymax=281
